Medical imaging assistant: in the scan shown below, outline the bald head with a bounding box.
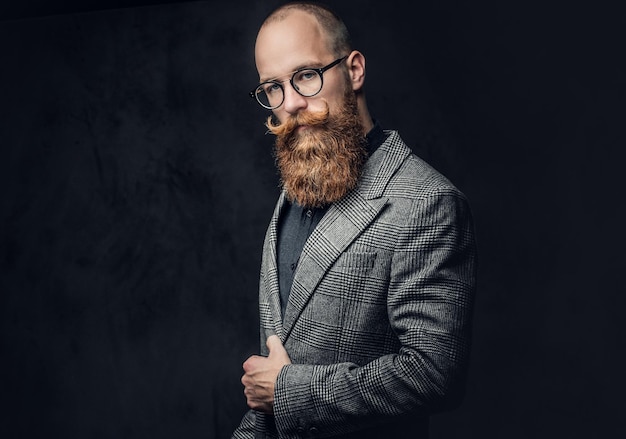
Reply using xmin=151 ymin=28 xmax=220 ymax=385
xmin=252 ymin=2 xmax=373 ymax=135
xmin=255 ymin=8 xmax=345 ymax=85
xmin=259 ymin=2 xmax=352 ymax=58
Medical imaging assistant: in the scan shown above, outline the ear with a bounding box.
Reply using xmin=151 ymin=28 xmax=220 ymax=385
xmin=346 ymin=50 xmax=366 ymax=92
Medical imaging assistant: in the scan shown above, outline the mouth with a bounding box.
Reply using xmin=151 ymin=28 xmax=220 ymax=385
xmin=296 ymin=124 xmax=318 ymax=134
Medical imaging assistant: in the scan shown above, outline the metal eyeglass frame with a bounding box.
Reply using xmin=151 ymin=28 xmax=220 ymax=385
xmin=249 ymin=55 xmax=348 ymax=109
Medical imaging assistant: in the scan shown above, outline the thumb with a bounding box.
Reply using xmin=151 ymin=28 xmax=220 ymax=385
xmin=266 ymin=335 xmax=291 ymax=363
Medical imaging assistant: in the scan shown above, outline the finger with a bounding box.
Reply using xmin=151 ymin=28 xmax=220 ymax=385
xmin=266 ymin=335 xmax=283 ymax=353
xmin=242 ymin=355 xmax=260 ymax=373
xmin=266 ymin=336 xmax=292 ymax=364
xmin=241 ymin=373 xmax=252 ymax=387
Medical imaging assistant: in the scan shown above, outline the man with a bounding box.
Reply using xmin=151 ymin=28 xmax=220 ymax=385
xmin=233 ymin=2 xmax=476 ymax=438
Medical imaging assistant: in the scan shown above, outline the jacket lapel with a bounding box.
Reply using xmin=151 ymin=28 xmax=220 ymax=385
xmin=260 ymin=191 xmax=288 ymax=340
xmin=281 ymin=130 xmax=411 ymax=339
xmin=282 ymin=192 xmax=387 ymax=337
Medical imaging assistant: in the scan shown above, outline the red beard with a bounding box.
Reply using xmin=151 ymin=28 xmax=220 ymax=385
xmin=266 ymin=91 xmax=367 ymax=208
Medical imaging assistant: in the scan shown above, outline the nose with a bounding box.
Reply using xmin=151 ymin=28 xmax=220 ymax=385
xmin=282 ymin=82 xmax=308 ymax=115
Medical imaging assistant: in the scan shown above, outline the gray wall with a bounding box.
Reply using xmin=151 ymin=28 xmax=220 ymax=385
xmin=1 ymin=1 xmax=624 ymax=437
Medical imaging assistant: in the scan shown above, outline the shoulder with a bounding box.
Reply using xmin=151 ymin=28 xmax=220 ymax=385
xmin=374 ymin=131 xmax=467 ymax=202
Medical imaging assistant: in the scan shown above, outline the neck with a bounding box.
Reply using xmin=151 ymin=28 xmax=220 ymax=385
xmin=356 ymin=94 xmax=374 ymax=135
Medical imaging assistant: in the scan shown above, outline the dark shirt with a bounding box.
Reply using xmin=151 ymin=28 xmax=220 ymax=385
xmin=276 ymin=121 xmax=388 ymax=318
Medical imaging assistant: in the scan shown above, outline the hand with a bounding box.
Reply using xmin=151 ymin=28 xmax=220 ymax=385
xmin=241 ymin=335 xmax=292 ymax=413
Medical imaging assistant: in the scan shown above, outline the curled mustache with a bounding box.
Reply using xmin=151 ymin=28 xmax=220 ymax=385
xmin=265 ymin=103 xmax=330 ymax=137
xmin=266 ymin=89 xmax=367 ymax=208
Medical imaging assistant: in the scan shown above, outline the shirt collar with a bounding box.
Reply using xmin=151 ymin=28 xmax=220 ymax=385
xmin=365 ymin=119 xmax=387 ymax=157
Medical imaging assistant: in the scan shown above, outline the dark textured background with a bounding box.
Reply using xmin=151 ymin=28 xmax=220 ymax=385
xmin=1 ymin=1 xmax=624 ymax=438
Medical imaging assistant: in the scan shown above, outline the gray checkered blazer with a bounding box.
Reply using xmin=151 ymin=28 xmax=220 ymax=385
xmin=233 ymin=131 xmax=477 ymax=439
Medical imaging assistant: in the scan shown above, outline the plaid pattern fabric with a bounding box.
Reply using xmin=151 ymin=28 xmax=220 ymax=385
xmin=233 ymin=131 xmax=477 ymax=439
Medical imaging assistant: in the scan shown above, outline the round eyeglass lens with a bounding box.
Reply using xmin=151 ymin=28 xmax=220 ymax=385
xmin=292 ymin=69 xmax=323 ymax=97
xmin=255 ymin=83 xmax=282 ymax=109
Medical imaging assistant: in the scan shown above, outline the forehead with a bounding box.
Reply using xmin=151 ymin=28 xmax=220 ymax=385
xmin=255 ymin=10 xmax=332 ymax=81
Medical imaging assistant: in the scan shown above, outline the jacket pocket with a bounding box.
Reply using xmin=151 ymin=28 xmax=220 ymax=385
xmin=333 ymin=251 xmax=377 ymax=272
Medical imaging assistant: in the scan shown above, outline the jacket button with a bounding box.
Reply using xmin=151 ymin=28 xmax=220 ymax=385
xmin=309 ymin=427 xmax=319 ymax=436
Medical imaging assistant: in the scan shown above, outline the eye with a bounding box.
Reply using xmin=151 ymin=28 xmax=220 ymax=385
xmin=262 ymin=82 xmax=282 ymax=95
xmin=294 ymin=69 xmax=318 ymax=82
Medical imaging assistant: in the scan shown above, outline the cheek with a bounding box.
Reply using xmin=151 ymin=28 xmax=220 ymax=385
xmin=317 ymin=80 xmax=350 ymax=113
xmin=271 ymin=110 xmax=286 ymax=124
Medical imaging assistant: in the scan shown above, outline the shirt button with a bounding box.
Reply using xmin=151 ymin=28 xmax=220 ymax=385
xmin=306 ymin=209 xmax=313 ymax=218
xmin=290 ymin=262 xmax=297 ymax=271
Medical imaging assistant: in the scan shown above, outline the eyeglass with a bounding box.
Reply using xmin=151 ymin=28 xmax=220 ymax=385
xmin=249 ymin=56 xmax=348 ymax=110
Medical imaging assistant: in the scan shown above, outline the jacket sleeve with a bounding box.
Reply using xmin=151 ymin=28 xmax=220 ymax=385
xmin=231 ymin=409 xmax=255 ymax=439
xmin=272 ymin=190 xmax=477 ymax=437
